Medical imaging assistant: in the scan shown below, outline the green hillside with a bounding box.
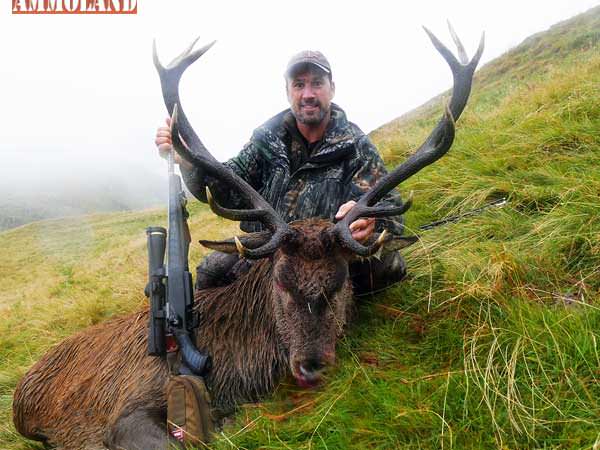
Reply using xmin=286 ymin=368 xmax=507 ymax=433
xmin=1 ymin=6 xmax=599 ymax=449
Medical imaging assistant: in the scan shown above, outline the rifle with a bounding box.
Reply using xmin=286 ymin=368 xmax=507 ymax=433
xmin=383 ymin=197 xmax=508 ymax=250
xmin=145 ymin=150 xmax=211 ymax=376
xmin=418 ymin=197 xmax=507 ymax=231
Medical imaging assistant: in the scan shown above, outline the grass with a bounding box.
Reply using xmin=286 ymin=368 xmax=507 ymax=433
xmin=1 ymin=6 xmax=599 ymax=450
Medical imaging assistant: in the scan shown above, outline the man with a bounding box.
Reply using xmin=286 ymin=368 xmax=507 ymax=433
xmin=155 ymin=50 xmax=406 ymax=294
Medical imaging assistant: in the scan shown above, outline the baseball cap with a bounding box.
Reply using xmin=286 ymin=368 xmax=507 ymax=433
xmin=285 ymin=50 xmax=332 ymax=79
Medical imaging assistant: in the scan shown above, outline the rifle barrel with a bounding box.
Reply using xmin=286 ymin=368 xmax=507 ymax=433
xmin=419 ymin=197 xmax=507 ymax=231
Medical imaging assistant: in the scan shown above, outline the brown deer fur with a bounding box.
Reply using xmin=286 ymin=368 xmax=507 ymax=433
xmin=13 ymin=219 xmax=354 ymax=449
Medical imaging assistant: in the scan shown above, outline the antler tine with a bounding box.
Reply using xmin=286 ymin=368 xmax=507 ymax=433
xmin=473 ymin=32 xmax=486 ymax=70
xmin=338 ymin=228 xmax=390 ymax=258
xmin=152 ymin=36 xmax=204 ymax=73
xmin=447 ymin=21 xmax=468 ymax=65
xmin=204 ymin=190 xmax=290 ymax=259
xmin=153 ymin=37 xmax=217 ymax=163
xmin=205 ymin=187 xmax=270 ymax=223
xmin=198 ymin=231 xmax=272 ymax=253
xmin=233 ymin=228 xmax=292 ymax=259
xmin=334 ymin=26 xmax=484 ymax=256
xmin=170 ymin=36 xmax=203 ymax=69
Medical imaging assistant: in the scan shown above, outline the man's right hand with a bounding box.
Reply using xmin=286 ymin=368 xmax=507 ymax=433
xmin=155 ymin=117 xmax=192 ymax=168
xmin=335 ymin=200 xmax=376 ymax=243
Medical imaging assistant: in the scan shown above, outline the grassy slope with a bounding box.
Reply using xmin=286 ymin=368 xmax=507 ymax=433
xmin=0 ymin=205 xmax=238 ymax=448
xmin=1 ymin=7 xmax=599 ymax=449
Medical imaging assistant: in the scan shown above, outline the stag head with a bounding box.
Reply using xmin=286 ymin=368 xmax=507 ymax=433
xmin=153 ymin=24 xmax=484 ymax=386
xmin=270 ymin=220 xmax=352 ymax=386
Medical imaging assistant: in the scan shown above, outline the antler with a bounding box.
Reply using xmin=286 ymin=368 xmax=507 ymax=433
xmin=153 ymin=38 xmax=291 ymax=259
xmin=334 ymin=23 xmax=485 ymax=257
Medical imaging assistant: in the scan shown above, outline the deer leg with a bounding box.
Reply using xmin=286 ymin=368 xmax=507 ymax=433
xmin=104 ymin=407 xmax=181 ymax=450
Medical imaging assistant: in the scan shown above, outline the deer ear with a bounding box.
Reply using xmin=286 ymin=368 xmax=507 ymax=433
xmin=199 ymin=231 xmax=272 ymax=254
xmin=385 ymin=235 xmax=419 ymax=251
xmin=358 ymin=232 xmax=419 ymax=253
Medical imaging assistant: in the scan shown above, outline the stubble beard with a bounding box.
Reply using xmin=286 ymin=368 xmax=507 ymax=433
xmin=293 ymin=101 xmax=330 ymax=126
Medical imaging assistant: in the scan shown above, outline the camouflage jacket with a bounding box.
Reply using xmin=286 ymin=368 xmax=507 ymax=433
xmin=181 ymin=104 xmax=404 ymax=235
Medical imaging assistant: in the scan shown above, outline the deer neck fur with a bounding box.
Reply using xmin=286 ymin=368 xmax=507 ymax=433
xmin=193 ymin=258 xmax=288 ymax=417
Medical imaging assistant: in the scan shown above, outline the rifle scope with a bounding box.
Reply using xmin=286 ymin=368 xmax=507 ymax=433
xmin=146 ymin=226 xmax=167 ymax=356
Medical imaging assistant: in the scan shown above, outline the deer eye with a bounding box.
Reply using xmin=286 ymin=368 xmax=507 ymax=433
xmin=274 ymin=275 xmax=289 ymax=291
xmin=274 ymin=265 xmax=298 ymax=295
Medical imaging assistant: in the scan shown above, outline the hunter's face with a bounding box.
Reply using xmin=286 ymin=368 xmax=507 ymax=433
xmin=286 ymin=68 xmax=335 ymax=126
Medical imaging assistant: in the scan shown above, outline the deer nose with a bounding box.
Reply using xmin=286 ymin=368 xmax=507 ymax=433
xmin=300 ymin=358 xmax=325 ymax=375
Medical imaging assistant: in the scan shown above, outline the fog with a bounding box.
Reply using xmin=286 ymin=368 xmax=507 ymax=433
xmin=0 ymin=0 xmax=597 ymax=228
xmin=0 ymin=150 xmax=164 ymax=230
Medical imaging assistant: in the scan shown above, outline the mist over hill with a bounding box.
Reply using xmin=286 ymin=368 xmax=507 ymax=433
xmin=0 ymin=153 xmax=167 ymax=231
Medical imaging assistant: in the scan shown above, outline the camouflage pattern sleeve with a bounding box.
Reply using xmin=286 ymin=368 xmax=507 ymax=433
xmin=224 ymin=139 xmax=263 ymax=191
xmin=180 ymin=164 xmax=210 ymax=202
xmin=180 ymin=138 xmax=263 ymax=209
xmin=349 ymin=135 xmax=405 ymax=236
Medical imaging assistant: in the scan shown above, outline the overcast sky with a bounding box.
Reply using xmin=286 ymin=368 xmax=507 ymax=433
xmin=1 ymin=0 xmax=598 ymax=182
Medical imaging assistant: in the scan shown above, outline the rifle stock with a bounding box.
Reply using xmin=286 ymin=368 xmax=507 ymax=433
xmin=166 ymin=171 xmax=211 ymax=375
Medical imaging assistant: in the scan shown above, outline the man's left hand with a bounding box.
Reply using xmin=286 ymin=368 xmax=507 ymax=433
xmin=335 ymin=201 xmax=375 ymax=243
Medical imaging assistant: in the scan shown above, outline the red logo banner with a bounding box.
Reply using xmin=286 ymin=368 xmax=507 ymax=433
xmin=12 ymin=0 xmax=137 ymax=14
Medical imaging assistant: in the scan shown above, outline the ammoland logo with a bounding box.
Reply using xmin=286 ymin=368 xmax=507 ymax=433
xmin=12 ymin=0 xmax=137 ymax=14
